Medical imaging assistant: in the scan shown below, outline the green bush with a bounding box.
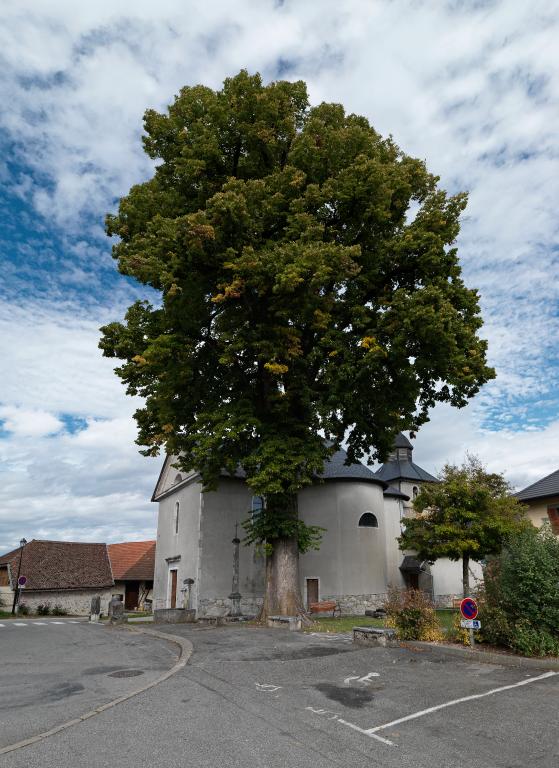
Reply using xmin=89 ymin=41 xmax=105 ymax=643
xmin=478 ymin=525 xmax=559 ymax=657
xmin=37 ymin=602 xmax=51 ymax=616
xmin=383 ymin=587 xmax=443 ymax=641
xmin=18 ymin=603 xmax=29 ymax=615
xmin=51 ymin=604 xmax=68 ymax=616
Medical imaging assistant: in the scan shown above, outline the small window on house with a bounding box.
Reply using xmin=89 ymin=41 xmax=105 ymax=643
xmin=174 ymin=501 xmax=180 ymax=534
xmin=412 ymin=486 xmax=419 ymax=499
xmin=174 ymin=473 xmax=183 ymax=484
xmin=251 ymin=496 xmax=265 ymax=518
xmin=0 ymin=567 xmax=9 ymax=587
xmin=358 ymin=512 xmax=378 ymax=528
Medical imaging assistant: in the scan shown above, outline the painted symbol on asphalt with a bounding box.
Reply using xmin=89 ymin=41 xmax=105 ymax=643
xmin=255 ymin=683 xmax=282 ymax=692
xmin=344 ymin=672 xmax=380 ymax=685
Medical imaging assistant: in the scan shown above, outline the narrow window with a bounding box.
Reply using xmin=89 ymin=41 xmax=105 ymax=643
xmin=174 ymin=501 xmax=180 ymax=534
xmin=174 ymin=473 xmax=183 ymax=484
xmin=251 ymin=496 xmax=264 ymax=518
xmin=412 ymin=486 xmax=419 ymax=499
xmin=358 ymin=512 xmax=378 ymax=528
xmin=547 ymin=507 xmax=559 ymax=535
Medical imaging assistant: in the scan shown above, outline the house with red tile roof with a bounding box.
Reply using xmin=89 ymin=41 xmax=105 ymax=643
xmin=0 ymin=539 xmax=114 ymax=615
xmin=107 ymin=541 xmax=155 ymax=610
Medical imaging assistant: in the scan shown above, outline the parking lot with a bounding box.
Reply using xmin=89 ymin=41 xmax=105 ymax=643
xmin=1 ymin=623 xmax=557 ymax=767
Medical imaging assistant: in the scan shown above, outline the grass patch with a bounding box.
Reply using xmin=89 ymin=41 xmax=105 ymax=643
xmin=0 ymin=610 xmax=13 ymax=618
xmin=305 ymin=609 xmax=459 ymax=635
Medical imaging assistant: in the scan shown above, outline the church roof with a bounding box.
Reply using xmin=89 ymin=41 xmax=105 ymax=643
xmin=318 ymin=447 xmax=385 ymax=485
xmin=393 ymin=432 xmax=413 ymax=449
xmin=375 ymin=432 xmax=438 ymax=484
xmin=383 ymin=485 xmax=410 ymax=500
xmin=375 ymin=460 xmax=438 ymax=484
xmin=515 ymin=469 xmax=559 ymax=502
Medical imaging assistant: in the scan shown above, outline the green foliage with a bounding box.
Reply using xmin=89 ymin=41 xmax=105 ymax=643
xmin=100 ymin=70 xmax=494 ymax=551
xmin=399 ymin=455 xmax=528 ymax=567
xmin=383 ymin=587 xmax=443 ymax=641
xmin=51 ymin=604 xmax=68 ymax=616
xmin=36 ymin=602 xmax=51 ymax=616
xmin=18 ymin=603 xmax=29 ymax=615
xmin=478 ymin=525 xmax=559 ymax=656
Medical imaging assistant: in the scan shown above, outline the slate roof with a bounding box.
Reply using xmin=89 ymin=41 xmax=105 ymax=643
xmin=515 ymin=469 xmax=559 ymax=502
xmin=0 ymin=540 xmax=114 ymax=591
xmin=108 ymin=541 xmax=156 ymax=582
xmin=318 ymin=447 xmax=385 ymax=486
xmin=383 ymin=485 xmax=410 ymax=500
xmin=394 ymin=432 xmax=413 ymax=449
xmin=375 ymin=460 xmax=438 ymax=484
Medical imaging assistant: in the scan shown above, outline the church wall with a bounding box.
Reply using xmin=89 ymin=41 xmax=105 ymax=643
xmin=197 ymin=479 xmax=265 ymax=616
xmin=298 ymin=481 xmax=391 ymax=612
xmin=153 ymin=478 xmax=202 ymax=611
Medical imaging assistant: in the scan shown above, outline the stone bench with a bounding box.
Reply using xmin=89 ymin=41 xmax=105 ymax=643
xmin=353 ymin=626 xmax=398 ymax=647
xmin=309 ymin=600 xmax=341 ymax=617
xmin=154 ymin=608 xmax=196 ymax=624
xmin=267 ymin=615 xmax=302 ymax=632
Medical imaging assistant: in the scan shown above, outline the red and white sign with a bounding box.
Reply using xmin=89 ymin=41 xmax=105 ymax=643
xmin=460 ymin=597 xmax=478 ymax=620
xmin=18 ymin=575 xmax=27 ymax=588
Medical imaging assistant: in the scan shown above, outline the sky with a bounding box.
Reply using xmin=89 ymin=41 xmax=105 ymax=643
xmin=1 ymin=0 xmax=558 ymax=551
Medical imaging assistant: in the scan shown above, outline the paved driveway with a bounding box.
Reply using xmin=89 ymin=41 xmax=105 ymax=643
xmin=2 ymin=623 xmax=557 ymax=767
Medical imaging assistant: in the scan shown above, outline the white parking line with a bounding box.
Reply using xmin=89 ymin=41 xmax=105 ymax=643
xmin=50 ymin=621 xmax=66 ymax=625
xmin=32 ymin=622 xmax=47 ymax=625
xmin=365 ymin=671 xmax=558 ymax=737
xmin=0 ymin=624 xmax=4 ymax=628
xmin=13 ymin=622 xmax=27 ymax=626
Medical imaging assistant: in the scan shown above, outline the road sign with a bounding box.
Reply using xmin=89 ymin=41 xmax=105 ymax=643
xmin=460 ymin=619 xmax=481 ymax=630
xmin=17 ymin=575 xmax=27 ymax=587
xmin=460 ymin=597 xmax=478 ymax=620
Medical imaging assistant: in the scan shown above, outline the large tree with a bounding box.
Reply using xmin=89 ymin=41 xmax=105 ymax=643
xmin=398 ymin=455 xmax=528 ymax=597
xmin=100 ymin=70 xmax=494 ymax=617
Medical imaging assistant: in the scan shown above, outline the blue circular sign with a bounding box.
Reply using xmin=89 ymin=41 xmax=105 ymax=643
xmin=460 ymin=597 xmax=478 ymax=620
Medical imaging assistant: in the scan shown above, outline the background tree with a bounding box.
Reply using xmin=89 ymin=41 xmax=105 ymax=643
xmin=398 ymin=455 xmax=528 ymax=597
xmin=100 ymin=70 xmax=494 ymax=618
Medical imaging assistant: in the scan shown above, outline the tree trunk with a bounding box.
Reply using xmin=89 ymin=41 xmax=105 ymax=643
xmin=258 ymin=493 xmax=308 ymax=621
xmin=462 ymin=555 xmax=470 ymax=598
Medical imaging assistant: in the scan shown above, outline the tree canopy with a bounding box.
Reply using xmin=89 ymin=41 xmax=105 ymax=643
xmin=99 ymin=70 xmax=494 ymax=614
xmin=398 ymin=455 xmax=528 ymax=595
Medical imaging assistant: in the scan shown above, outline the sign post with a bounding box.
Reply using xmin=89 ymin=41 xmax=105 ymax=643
xmin=460 ymin=597 xmax=479 ymax=648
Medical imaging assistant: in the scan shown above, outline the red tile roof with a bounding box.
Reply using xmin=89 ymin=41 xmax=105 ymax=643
xmin=107 ymin=541 xmax=155 ymax=582
xmin=0 ymin=540 xmax=113 ymax=591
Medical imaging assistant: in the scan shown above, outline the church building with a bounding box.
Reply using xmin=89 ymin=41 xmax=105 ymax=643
xmin=151 ymin=435 xmax=474 ymax=617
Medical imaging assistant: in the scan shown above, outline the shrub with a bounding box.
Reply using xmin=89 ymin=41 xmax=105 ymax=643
xmin=478 ymin=525 xmax=559 ymax=656
xmin=446 ymin=611 xmax=471 ymax=646
xmin=51 ymin=604 xmax=68 ymax=616
xmin=37 ymin=602 xmax=51 ymax=616
xmin=383 ymin=587 xmax=443 ymax=641
xmin=18 ymin=603 xmax=29 ymax=615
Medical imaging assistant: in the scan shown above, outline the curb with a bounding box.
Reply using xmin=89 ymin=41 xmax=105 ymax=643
xmin=0 ymin=625 xmax=193 ymax=756
xmin=402 ymin=641 xmax=559 ymax=670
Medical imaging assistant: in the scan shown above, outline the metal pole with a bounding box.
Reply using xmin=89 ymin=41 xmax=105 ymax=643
xmin=469 ymin=627 xmax=475 ymax=648
xmin=11 ymin=541 xmax=26 ymax=615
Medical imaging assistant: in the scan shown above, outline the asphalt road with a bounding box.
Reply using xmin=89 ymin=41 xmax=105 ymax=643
xmin=0 ymin=618 xmax=178 ymax=749
xmin=1 ymin=623 xmax=557 ymax=767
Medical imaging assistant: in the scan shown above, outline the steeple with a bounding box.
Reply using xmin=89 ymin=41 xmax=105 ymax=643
xmin=387 ymin=432 xmax=413 ymax=463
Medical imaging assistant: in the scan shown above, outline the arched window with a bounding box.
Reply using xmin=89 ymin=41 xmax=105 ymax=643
xmin=174 ymin=473 xmax=183 ymax=484
xmin=174 ymin=501 xmax=180 ymax=534
xmin=412 ymin=486 xmax=419 ymax=499
xmin=251 ymin=496 xmax=265 ymax=518
xmin=358 ymin=512 xmax=378 ymax=528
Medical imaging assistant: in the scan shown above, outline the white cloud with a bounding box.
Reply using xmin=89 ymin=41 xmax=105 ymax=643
xmin=0 ymin=0 xmax=558 ymax=550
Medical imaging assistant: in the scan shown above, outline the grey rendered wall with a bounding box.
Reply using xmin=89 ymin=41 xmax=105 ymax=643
xmin=298 ymin=481 xmax=390 ymax=608
xmin=399 ymin=477 xmax=483 ymax=601
xmin=153 ymin=478 xmax=202 ymax=611
xmin=197 ymin=479 xmax=265 ymax=615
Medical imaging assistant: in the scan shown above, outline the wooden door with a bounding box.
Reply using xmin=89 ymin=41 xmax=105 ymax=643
xmin=306 ymin=578 xmax=319 ymax=609
xmin=125 ymin=582 xmax=139 ymax=610
xmin=170 ymin=570 xmax=178 ymax=609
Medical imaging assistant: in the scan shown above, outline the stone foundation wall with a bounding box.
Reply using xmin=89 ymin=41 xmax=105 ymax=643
xmin=18 ymin=589 xmax=114 ymax=616
xmin=323 ymin=593 xmax=387 ymax=615
xmin=433 ymin=593 xmax=460 ymax=608
xmin=197 ymin=596 xmax=263 ymax=617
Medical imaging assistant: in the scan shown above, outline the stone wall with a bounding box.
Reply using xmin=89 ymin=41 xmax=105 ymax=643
xmin=197 ymin=596 xmax=263 ymax=617
xmin=18 ymin=588 xmax=114 ymax=616
xmin=323 ymin=593 xmax=388 ymax=615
